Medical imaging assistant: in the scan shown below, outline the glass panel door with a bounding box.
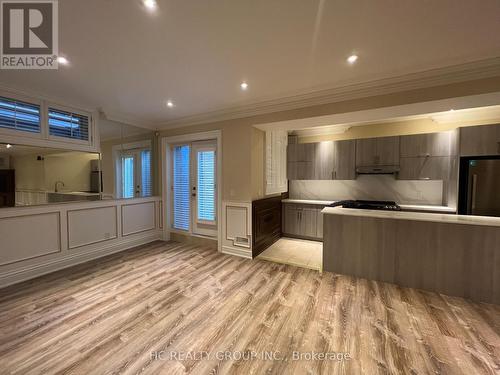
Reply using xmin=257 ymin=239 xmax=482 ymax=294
xmin=191 ymin=141 xmax=217 ymax=236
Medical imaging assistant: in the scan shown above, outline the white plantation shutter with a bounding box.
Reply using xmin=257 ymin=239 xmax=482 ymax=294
xmin=122 ymin=156 xmax=134 ymax=198
xmin=197 ymin=150 xmax=216 ymax=222
xmin=0 ymin=96 xmax=41 ymax=133
xmin=173 ymin=145 xmax=190 ymax=231
xmin=48 ymin=107 xmax=89 ymax=141
xmin=141 ymin=150 xmax=152 ymax=197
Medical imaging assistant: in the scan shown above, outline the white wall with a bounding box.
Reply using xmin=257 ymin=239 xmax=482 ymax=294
xmin=0 ymin=196 xmax=162 ymax=288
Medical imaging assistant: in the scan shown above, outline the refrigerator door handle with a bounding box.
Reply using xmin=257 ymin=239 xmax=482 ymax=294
xmin=471 ymin=174 xmax=478 ymax=213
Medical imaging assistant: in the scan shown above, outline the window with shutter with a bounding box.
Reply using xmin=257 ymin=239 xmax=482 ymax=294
xmin=172 ymin=144 xmax=190 ymax=231
xmin=48 ymin=107 xmax=89 ymax=141
xmin=0 ymin=96 xmax=41 ymax=133
xmin=197 ymin=150 xmax=215 ymax=222
xmin=122 ymin=156 xmax=135 ymax=198
xmin=141 ymin=150 xmax=152 ymax=197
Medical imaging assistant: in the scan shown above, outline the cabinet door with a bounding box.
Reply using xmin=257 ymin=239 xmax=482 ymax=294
xmin=460 ymin=124 xmax=500 ymax=156
xmin=356 ymin=138 xmax=378 ymax=166
xmin=356 ymin=136 xmax=399 ymax=166
xmin=400 ymin=131 xmax=455 ymax=157
xmin=299 ymin=207 xmax=318 ymax=238
xmin=316 ymin=208 xmax=323 ymax=239
xmin=283 ymin=205 xmax=299 ymax=235
xmin=334 ymin=140 xmax=356 ymax=180
xmin=377 ymin=136 xmax=400 ymax=165
xmin=287 ymin=143 xmax=315 ymax=180
xmin=398 ymin=156 xmax=453 ymax=180
xmin=314 ymin=141 xmax=334 ymax=180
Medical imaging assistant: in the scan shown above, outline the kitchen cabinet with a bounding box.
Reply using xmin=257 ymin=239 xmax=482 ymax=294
xmin=460 ymin=124 xmax=500 ymax=156
xmin=399 ymin=131 xmax=458 ymax=180
xmin=398 ymin=156 xmax=455 ymax=180
xmin=313 ymin=141 xmax=334 ymax=180
xmin=333 ymin=140 xmax=356 ymax=180
xmin=356 ymin=136 xmax=400 ymax=167
xmin=400 ymin=131 xmax=457 ymax=157
xmin=265 ymin=130 xmax=288 ymax=195
xmin=283 ymin=203 xmax=321 ymax=240
xmin=288 ymin=140 xmax=356 ymax=181
xmin=287 ymin=143 xmax=316 ymax=180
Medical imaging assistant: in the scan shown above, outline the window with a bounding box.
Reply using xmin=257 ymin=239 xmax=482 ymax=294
xmin=48 ymin=108 xmax=89 ymax=141
xmin=141 ymin=150 xmax=152 ymax=197
xmin=197 ymin=150 xmax=215 ymax=222
xmin=0 ymin=96 xmax=40 ymax=133
xmin=172 ymin=145 xmax=190 ymax=231
xmin=122 ymin=156 xmax=135 ymax=199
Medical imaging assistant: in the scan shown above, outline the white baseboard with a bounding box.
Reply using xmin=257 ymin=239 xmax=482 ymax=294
xmin=221 ymin=245 xmax=252 ymax=259
xmin=0 ymin=230 xmax=163 ymax=289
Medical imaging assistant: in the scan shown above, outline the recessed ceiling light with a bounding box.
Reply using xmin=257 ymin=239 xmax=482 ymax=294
xmin=347 ymin=54 xmax=358 ymax=64
xmin=6 ymin=144 xmax=12 ymax=149
xmin=143 ymin=0 xmax=157 ymax=10
xmin=240 ymin=82 xmax=248 ymax=90
xmin=166 ymin=100 xmax=174 ymax=108
xmin=57 ymin=56 xmax=69 ymax=65
xmin=449 ymin=109 xmax=455 ymax=112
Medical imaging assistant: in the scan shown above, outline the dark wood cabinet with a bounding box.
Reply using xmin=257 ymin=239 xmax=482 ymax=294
xmin=0 ymin=169 xmax=15 ymax=207
xmin=252 ymin=196 xmax=282 ymax=257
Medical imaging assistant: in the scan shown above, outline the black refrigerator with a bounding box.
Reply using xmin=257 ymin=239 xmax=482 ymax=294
xmin=458 ymin=157 xmax=500 ymax=217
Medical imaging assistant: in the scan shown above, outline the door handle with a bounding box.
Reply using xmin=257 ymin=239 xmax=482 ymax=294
xmin=471 ymin=174 xmax=478 ymax=213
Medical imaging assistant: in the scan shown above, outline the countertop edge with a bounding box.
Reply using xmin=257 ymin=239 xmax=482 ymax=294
xmin=322 ymin=206 xmax=500 ymax=227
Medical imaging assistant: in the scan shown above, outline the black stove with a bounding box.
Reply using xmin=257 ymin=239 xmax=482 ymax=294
xmin=329 ymin=200 xmax=401 ymax=211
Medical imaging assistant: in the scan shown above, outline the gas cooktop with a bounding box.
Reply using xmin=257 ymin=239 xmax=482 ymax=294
xmin=329 ymin=200 xmax=402 ymax=211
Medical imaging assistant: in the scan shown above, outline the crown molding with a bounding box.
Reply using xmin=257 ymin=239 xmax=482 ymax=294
xmin=155 ymin=57 xmax=500 ymax=130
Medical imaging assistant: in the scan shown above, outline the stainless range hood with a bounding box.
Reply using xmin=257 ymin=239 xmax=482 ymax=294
xmin=356 ymin=165 xmax=400 ymax=174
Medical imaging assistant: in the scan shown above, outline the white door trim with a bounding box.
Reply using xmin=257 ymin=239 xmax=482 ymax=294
xmin=161 ymin=130 xmax=222 ymax=252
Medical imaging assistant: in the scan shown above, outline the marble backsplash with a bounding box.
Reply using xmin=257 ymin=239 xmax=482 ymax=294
xmin=289 ymin=175 xmax=444 ymax=205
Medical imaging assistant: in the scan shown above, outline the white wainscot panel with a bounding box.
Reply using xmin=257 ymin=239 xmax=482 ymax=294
xmin=221 ymin=201 xmax=252 ymax=259
xmin=0 ymin=212 xmax=61 ymax=265
xmin=122 ymin=202 xmax=156 ymax=236
xmin=68 ymin=206 xmax=118 ymax=249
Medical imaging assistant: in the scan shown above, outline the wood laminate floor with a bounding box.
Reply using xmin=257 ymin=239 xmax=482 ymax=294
xmin=0 ymin=241 xmax=499 ymax=374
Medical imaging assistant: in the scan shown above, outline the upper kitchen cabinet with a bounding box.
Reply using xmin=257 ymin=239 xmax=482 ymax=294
xmin=400 ymin=131 xmax=457 ymax=157
xmin=398 ymin=131 xmax=457 ymax=180
xmin=265 ymin=130 xmax=288 ymax=195
xmin=287 ymin=142 xmax=316 ymax=180
xmin=333 ymin=140 xmax=356 ymax=180
xmin=313 ymin=141 xmax=334 ymax=180
xmin=356 ymin=136 xmax=400 ymax=166
xmin=460 ymin=124 xmax=500 ymax=156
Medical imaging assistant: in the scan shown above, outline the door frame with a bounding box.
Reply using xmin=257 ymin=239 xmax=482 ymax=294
xmin=161 ymin=130 xmax=222 ymax=252
xmin=112 ymin=140 xmax=152 ymax=199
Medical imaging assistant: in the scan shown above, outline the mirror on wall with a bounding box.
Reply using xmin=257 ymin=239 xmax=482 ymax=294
xmin=99 ymin=117 xmax=156 ymax=200
xmin=0 ymin=143 xmax=101 ymax=207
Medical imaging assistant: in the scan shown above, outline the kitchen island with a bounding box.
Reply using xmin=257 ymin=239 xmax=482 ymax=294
xmin=322 ymin=207 xmax=500 ymax=304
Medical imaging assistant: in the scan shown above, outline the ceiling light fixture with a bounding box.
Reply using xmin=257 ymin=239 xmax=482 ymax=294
xmin=240 ymin=82 xmax=248 ymax=90
xmin=166 ymin=100 xmax=174 ymax=108
xmin=57 ymin=56 xmax=69 ymax=65
xmin=6 ymin=144 xmax=12 ymax=149
xmin=347 ymin=54 xmax=358 ymax=64
xmin=143 ymin=0 xmax=157 ymax=10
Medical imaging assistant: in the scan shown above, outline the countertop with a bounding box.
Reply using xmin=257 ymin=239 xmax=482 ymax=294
xmin=282 ymin=199 xmax=456 ymax=213
xmin=322 ymin=206 xmax=500 ymax=227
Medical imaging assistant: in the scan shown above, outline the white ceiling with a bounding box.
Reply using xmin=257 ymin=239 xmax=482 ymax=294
xmin=0 ymin=0 xmax=499 ymax=128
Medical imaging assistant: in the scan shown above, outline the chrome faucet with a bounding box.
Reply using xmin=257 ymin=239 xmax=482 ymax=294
xmin=55 ymin=181 xmax=65 ymax=193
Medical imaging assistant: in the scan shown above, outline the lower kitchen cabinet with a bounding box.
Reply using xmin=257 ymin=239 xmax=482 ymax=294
xmin=283 ymin=203 xmax=324 ymax=241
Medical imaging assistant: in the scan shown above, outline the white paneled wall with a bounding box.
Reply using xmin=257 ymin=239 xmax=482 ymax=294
xmin=0 ymin=197 xmax=162 ymax=288
xmin=221 ymin=201 xmax=252 ymax=259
